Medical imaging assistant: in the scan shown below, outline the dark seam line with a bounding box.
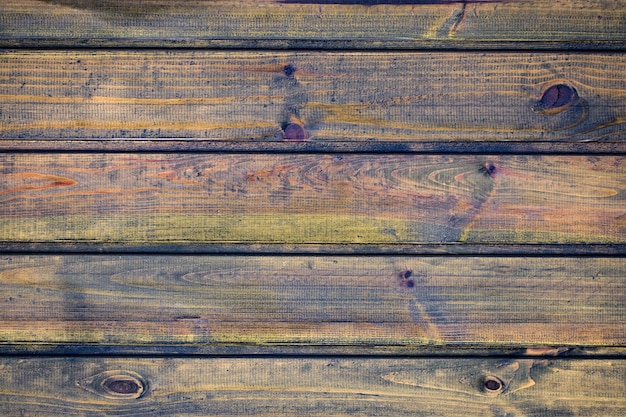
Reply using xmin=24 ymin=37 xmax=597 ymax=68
xmin=0 ymin=352 xmax=624 ymax=360
xmin=3 ymin=45 xmax=626 ymax=53
xmin=1 ymin=149 xmax=625 ymax=155
xmin=1 ymin=249 xmax=625 ymax=257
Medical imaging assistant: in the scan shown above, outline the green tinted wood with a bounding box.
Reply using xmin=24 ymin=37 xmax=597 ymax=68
xmin=1 ymin=0 xmax=625 ymax=48
xmin=1 ymin=154 xmax=624 ymax=246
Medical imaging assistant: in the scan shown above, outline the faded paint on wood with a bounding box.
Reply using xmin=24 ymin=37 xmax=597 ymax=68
xmin=0 ymin=255 xmax=624 ymax=347
xmin=1 ymin=0 xmax=625 ymax=48
xmin=1 ymin=51 xmax=625 ymax=141
xmin=0 ymin=357 xmax=624 ymax=416
xmin=0 ymin=154 xmax=624 ymax=245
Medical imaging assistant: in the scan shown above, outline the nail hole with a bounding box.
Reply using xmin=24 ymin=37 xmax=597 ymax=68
xmin=533 ymin=84 xmax=578 ymax=115
xmin=482 ymin=376 xmax=504 ymax=394
xmin=480 ymin=163 xmax=497 ymax=177
xmin=398 ymin=270 xmax=415 ymax=289
xmin=283 ymin=123 xmax=308 ymax=141
xmin=283 ymin=64 xmax=296 ymax=77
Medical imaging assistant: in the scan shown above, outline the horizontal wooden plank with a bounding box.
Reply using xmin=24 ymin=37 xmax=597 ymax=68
xmin=1 ymin=1 xmax=625 ymax=48
xmin=0 ymin=255 xmax=624 ymax=348
xmin=0 ymin=154 xmax=624 ymax=246
xmin=1 ymin=51 xmax=625 ymax=142
xmin=0 ymin=357 xmax=624 ymax=416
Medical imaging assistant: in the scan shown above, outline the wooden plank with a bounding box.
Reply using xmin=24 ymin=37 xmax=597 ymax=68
xmin=1 ymin=1 xmax=625 ymax=49
xmin=0 ymin=154 xmax=624 ymax=246
xmin=0 ymin=357 xmax=624 ymax=416
xmin=1 ymin=51 xmax=626 ymax=142
xmin=0 ymin=255 xmax=624 ymax=348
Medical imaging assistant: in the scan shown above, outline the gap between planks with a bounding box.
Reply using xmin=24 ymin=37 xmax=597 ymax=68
xmin=2 ymin=140 xmax=626 ymax=154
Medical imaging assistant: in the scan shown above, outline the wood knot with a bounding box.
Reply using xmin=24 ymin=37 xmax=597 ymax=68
xmin=532 ymin=83 xmax=579 ymax=115
xmin=102 ymin=376 xmax=143 ymax=397
xmin=77 ymin=370 xmax=147 ymax=400
xmin=283 ymin=123 xmax=308 ymax=141
xmin=482 ymin=375 xmax=504 ymax=395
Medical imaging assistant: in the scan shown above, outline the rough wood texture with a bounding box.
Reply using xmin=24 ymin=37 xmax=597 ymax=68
xmin=1 ymin=51 xmax=625 ymax=142
xmin=0 ymin=357 xmax=624 ymax=416
xmin=2 ymin=3 xmax=625 ymax=415
xmin=1 ymin=0 xmax=625 ymax=49
xmin=1 ymin=154 xmax=624 ymax=246
xmin=0 ymin=255 xmax=624 ymax=347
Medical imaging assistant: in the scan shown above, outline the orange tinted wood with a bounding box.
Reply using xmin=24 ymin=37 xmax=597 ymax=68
xmin=0 ymin=154 xmax=624 ymax=246
xmin=1 ymin=51 xmax=625 ymax=142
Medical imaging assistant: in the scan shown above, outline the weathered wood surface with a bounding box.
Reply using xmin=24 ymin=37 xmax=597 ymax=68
xmin=1 ymin=51 xmax=625 ymax=142
xmin=1 ymin=0 xmax=626 ymax=49
xmin=0 ymin=255 xmax=624 ymax=348
xmin=1 ymin=3 xmax=625 ymax=414
xmin=0 ymin=154 xmax=624 ymax=246
xmin=0 ymin=357 xmax=624 ymax=416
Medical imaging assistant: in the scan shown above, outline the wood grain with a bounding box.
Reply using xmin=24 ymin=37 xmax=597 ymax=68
xmin=1 ymin=0 xmax=625 ymax=49
xmin=1 ymin=0 xmax=624 ymax=413
xmin=0 ymin=357 xmax=624 ymax=416
xmin=0 ymin=255 xmax=624 ymax=347
xmin=0 ymin=154 xmax=624 ymax=246
xmin=1 ymin=51 xmax=626 ymax=142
